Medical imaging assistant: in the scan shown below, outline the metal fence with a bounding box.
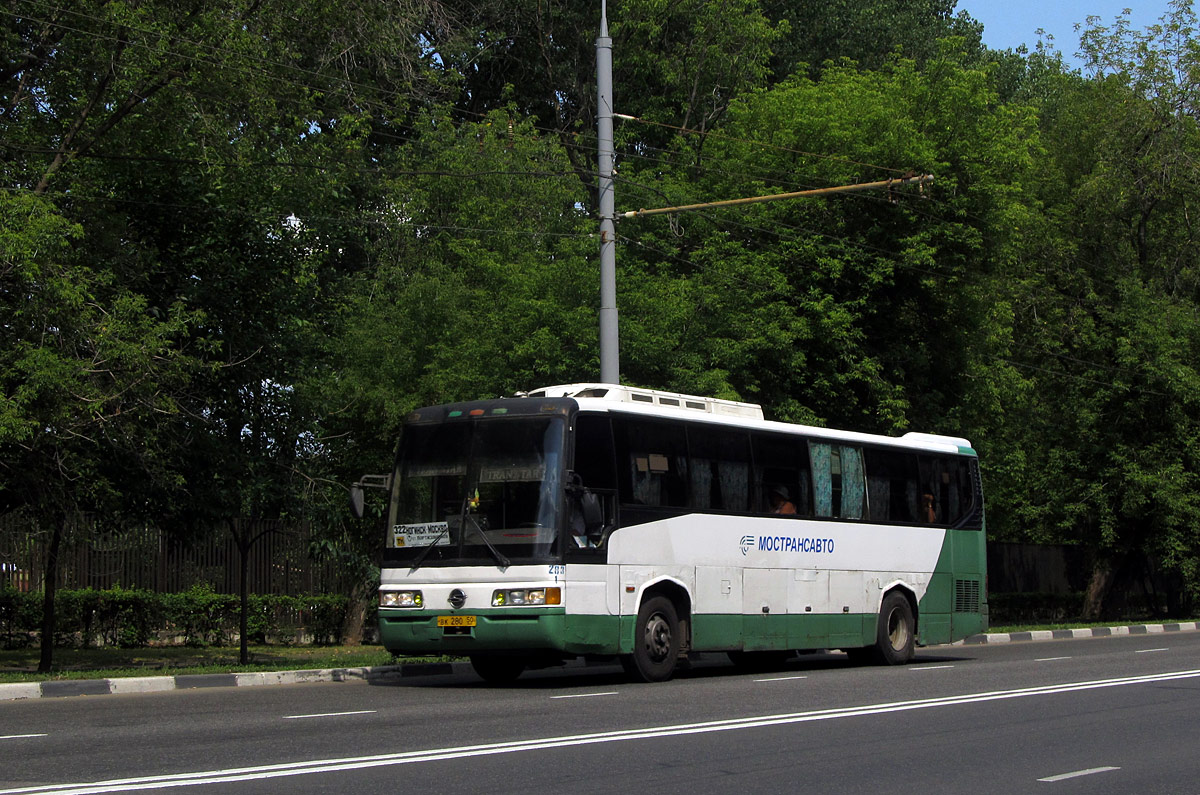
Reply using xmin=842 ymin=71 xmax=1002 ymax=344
xmin=0 ymin=513 xmax=355 ymax=596
xmin=3 ymin=516 xmax=1179 ymax=615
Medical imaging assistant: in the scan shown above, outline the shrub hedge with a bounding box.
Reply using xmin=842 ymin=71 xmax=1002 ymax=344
xmin=987 ymin=592 xmax=1086 ymax=625
xmin=0 ymin=585 xmax=353 ymax=649
xmin=1 ymin=587 xmax=1136 ymax=650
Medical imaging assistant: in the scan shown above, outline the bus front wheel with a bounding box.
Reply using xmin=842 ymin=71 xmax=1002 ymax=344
xmin=469 ymin=654 xmax=526 ymax=684
xmin=621 ymin=596 xmax=681 ymax=682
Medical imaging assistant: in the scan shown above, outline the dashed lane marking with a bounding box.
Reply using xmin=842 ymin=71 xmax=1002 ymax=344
xmin=5 ymin=670 xmax=1199 ymax=795
xmin=1038 ymin=766 xmax=1120 ymax=782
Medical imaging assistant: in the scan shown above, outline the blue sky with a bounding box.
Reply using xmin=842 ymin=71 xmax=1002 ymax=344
xmin=956 ymin=1 xmax=1174 ymax=62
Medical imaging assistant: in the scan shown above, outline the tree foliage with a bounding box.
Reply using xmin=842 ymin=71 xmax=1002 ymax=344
xmin=4 ymin=0 xmax=1200 ymax=630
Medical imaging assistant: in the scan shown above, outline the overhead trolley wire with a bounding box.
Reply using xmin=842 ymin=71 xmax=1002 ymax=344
xmin=613 ymin=112 xmax=912 ymax=177
xmin=0 ymin=185 xmax=594 ymax=242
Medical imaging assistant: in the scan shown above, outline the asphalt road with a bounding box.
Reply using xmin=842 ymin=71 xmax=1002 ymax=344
xmin=3 ymin=632 xmax=1200 ymax=794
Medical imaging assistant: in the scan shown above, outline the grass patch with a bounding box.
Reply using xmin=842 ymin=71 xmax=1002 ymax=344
xmin=0 ymin=645 xmax=455 ymax=684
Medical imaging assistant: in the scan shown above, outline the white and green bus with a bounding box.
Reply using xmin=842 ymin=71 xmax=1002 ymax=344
xmin=366 ymin=383 xmax=987 ymax=683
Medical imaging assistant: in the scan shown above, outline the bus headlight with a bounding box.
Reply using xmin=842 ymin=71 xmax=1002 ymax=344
xmin=380 ymin=590 xmax=424 ymax=608
xmin=492 ymin=587 xmax=561 ymax=607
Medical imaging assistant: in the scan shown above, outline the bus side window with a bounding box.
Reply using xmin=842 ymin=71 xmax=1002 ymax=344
xmin=614 ymin=418 xmax=689 ymax=508
xmin=570 ymin=414 xmax=617 ymax=549
xmin=917 ymin=455 xmax=974 ymax=526
xmin=688 ymin=427 xmax=750 ymax=512
xmin=751 ymin=433 xmax=810 ymax=516
xmin=811 ymin=443 xmax=865 ymax=519
xmin=574 ymin=414 xmax=616 ymax=492
xmin=863 ymin=447 xmax=920 ymax=523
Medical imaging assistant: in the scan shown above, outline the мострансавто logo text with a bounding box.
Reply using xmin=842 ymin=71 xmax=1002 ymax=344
xmin=741 ymin=535 xmax=835 ymax=555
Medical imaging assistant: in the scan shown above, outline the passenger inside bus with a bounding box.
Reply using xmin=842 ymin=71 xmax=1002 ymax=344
xmin=920 ymin=492 xmax=937 ymax=523
xmin=768 ymin=486 xmax=797 ymax=515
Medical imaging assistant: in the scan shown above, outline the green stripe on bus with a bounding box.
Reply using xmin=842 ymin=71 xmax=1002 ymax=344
xmin=381 ymin=611 xmax=896 ymax=656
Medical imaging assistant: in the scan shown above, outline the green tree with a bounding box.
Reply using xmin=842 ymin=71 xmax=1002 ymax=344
xmin=991 ymin=1 xmax=1200 ymax=615
xmin=328 ymin=108 xmax=597 ymax=428
xmin=426 ymin=0 xmax=781 ymax=198
xmin=1 ymin=0 xmax=452 ymax=662
xmin=613 ymin=44 xmax=1041 ymax=436
xmin=761 ymin=0 xmax=984 ymax=78
xmin=0 ymin=191 xmax=197 ymax=670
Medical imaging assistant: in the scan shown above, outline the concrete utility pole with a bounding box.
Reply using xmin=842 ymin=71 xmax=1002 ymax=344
xmin=596 ymin=0 xmax=619 ymax=384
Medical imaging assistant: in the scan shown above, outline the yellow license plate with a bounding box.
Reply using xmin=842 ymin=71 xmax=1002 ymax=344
xmin=437 ymin=615 xmax=476 ymax=627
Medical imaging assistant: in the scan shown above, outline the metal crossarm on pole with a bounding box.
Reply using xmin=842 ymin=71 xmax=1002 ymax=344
xmin=621 ymin=174 xmax=934 ymax=219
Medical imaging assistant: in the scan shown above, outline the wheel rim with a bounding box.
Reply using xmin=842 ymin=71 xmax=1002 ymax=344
xmin=643 ymin=612 xmax=673 ymax=663
xmin=886 ymin=607 xmax=909 ymax=651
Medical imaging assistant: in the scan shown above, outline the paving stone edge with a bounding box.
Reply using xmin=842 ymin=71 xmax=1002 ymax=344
xmin=954 ymin=620 xmax=1200 ymax=645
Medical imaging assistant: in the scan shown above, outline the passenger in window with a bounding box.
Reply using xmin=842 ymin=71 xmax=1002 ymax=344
xmin=769 ymin=486 xmax=797 ymax=515
xmin=920 ymin=492 xmax=937 ymax=523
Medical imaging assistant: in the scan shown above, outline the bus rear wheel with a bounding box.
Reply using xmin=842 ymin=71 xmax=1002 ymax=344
xmin=871 ymin=591 xmax=915 ymax=665
xmin=621 ymin=596 xmax=681 ymax=682
xmin=469 ymin=654 xmax=526 ymax=684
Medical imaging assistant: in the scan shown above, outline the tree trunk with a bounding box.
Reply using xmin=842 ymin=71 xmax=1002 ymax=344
xmin=339 ymin=580 xmax=372 ymax=646
xmin=1081 ymin=556 xmax=1116 ymax=620
xmin=37 ymin=515 xmax=66 ymax=673
xmin=232 ymin=519 xmax=251 ymax=665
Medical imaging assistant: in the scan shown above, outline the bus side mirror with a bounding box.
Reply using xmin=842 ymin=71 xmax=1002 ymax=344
xmin=349 ymin=473 xmax=391 ymax=520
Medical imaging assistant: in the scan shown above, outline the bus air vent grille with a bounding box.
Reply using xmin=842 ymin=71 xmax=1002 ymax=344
xmin=954 ymin=579 xmax=981 ymax=613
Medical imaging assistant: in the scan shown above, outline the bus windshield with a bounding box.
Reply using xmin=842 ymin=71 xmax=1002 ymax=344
xmin=386 ymin=416 xmax=565 ymax=566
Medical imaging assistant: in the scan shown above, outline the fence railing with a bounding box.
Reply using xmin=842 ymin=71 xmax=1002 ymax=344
xmin=0 ymin=513 xmax=355 ymax=596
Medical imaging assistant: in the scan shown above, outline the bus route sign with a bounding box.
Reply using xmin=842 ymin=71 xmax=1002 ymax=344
xmin=392 ymin=522 xmax=451 ymax=548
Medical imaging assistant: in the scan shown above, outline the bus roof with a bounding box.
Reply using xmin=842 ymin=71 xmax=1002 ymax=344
xmin=526 ymin=383 xmax=763 ymax=419
xmin=524 ymin=383 xmax=974 ymax=455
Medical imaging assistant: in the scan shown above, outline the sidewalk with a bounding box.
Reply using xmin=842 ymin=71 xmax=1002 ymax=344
xmin=4 ymin=620 xmax=1197 ymax=701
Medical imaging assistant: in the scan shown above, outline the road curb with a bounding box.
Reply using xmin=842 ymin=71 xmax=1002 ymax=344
xmin=958 ymin=620 xmax=1200 ymax=645
xmin=4 ymin=621 xmax=1198 ymax=701
xmin=0 ymin=660 xmax=495 ymax=702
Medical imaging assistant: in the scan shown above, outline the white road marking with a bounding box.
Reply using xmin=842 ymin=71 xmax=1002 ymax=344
xmin=282 ymin=710 xmax=376 ymax=720
xmin=0 ymin=734 xmax=47 ymax=740
xmin=910 ymin=665 xmax=954 ymax=671
xmin=549 ymin=692 xmax=618 ymax=700
xmin=6 ymin=669 xmax=1200 ymax=795
xmin=1035 ymin=657 xmax=1071 ymax=662
xmin=1038 ymin=766 xmax=1120 ymax=782
xmin=754 ymin=675 xmax=807 ymax=682
xmin=1135 ymin=648 xmax=1168 ymax=654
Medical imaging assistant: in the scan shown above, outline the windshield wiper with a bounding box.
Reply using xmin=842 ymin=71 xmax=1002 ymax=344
xmin=464 ymin=511 xmax=510 ymax=570
xmin=407 ymin=520 xmax=450 ymax=574
xmin=409 ymin=484 xmax=509 ymax=573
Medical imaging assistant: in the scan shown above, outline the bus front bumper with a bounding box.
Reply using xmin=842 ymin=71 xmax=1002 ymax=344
xmin=379 ymin=608 xmax=616 ymax=655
